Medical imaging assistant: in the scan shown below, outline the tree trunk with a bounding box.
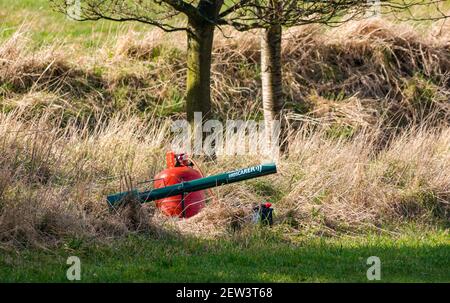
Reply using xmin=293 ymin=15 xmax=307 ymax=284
xmin=260 ymin=24 xmax=284 ymax=154
xmin=186 ymin=19 xmax=215 ymax=122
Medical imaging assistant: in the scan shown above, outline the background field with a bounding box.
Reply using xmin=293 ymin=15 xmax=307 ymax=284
xmin=0 ymin=1 xmax=449 ymax=282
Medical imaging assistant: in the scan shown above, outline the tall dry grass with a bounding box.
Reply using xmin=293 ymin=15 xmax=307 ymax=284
xmin=0 ymin=109 xmax=448 ymax=247
xmin=0 ymin=109 xmax=173 ymax=248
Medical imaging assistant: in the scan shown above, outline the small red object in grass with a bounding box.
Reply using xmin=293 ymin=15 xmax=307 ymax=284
xmin=265 ymin=203 xmax=272 ymax=208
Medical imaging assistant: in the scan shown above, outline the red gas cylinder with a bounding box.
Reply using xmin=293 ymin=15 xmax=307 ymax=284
xmin=153 ymin=152 xmax=205 ymax=218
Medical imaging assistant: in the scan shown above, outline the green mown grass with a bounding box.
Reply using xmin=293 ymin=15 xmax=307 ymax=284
xmin=0 ymin=0 xmax=147 ymax=47
xmin=1 ymin=229 xmax=449 ymax=282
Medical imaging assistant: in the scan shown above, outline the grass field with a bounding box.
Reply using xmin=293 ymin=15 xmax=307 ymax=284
xmin=1 ymin=229 xmax=449 ymax=282
xmin=0 ymin=0 xmax=147 ymax=47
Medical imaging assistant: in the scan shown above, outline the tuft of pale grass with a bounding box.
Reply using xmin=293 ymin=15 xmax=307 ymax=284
xmin=0 ymin=109 xmax=171 ymax=248
xmin=1 ymin=19 xmax=449 ymax=247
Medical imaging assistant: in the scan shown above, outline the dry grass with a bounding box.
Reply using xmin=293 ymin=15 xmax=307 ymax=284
xmin=0 ymin=108 xmax=448 ymax=247
xmin=0 ymin=19 xmax=449 ymax=248
xmin=282 ymin=125 xmax=450 ymax=235
xmin=0 ymin=109 xmax=172 ymax=248
xmin=1 ymin=19 xmax=449 ymax=122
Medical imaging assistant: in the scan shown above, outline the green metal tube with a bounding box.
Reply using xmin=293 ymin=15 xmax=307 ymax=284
xmin=107 ymin=163 xmax=277 ymax=207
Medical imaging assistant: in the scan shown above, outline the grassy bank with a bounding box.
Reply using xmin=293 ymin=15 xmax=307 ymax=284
xmin=1 ymin=229 xmax=449 ymax=282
